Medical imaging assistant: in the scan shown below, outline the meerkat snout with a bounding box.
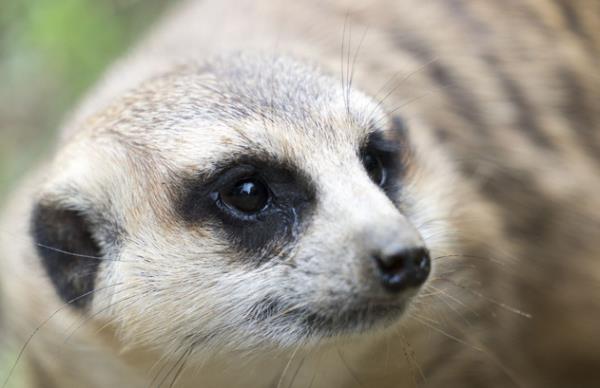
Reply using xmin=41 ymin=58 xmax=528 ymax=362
xmin=347 ymin=208 xmax=431 ymax=293
xmin=373 ymin=247 xmax=431 ymax=293
xmin=326 ymin=182 xmax=430 ymax=295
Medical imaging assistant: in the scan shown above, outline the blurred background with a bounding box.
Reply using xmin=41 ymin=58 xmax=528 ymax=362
xmin=0 ymin=0 xmax=170 ymax=385
xmin=0 ymin=0 xmax=170 ymax=200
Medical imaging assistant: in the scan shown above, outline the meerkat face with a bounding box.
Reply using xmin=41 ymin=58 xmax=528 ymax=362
xmin=32 ymin=53 xmax=455 ymax=354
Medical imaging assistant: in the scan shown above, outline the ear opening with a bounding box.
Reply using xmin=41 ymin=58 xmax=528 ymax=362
xmin=31 ymin=202 xmax=103 ymax=310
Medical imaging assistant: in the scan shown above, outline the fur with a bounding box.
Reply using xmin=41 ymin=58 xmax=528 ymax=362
xmin=1 ymin=0 xmax=599 ymax=387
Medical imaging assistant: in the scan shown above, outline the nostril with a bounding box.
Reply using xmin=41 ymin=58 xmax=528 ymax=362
xmin=376 ymin=254 xmax=406 ymax=272
xmin=374 ymin=247 xmax=431 ymax=293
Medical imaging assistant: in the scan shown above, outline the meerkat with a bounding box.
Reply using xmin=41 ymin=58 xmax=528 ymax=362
xmin=1 ymin=0 xmax=599 ymax=387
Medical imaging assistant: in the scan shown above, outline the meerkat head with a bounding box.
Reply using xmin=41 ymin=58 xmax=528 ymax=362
xmin=31 ymin=53 xmax=458 ymax=356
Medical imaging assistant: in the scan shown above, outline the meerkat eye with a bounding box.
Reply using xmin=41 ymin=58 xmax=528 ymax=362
xmin=362 ymin=151 xmax=387 ymax=186
xmin=219 ymin=178 xmax=270 ymax=213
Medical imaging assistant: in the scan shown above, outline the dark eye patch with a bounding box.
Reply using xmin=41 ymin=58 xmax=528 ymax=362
xmin=360 ymin=116 xmax=409 ymax=198
xmin=176 ymin=156 xmax=316 ymax=264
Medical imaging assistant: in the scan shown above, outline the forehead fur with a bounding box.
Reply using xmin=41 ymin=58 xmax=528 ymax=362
xmin=86 ymin=53 xmax=388 ymax=170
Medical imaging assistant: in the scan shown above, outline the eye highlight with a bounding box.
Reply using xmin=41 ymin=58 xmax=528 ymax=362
xmin=219 ymin=178 xmax=270 ymax=214
xmin=362 ymin=151 xmax=387 ymax=186
xmin=177 ymin=158 xmax=316 ymax=256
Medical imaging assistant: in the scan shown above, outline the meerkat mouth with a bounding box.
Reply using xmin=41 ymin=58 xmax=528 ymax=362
xmin=249 ymin=295 xmax=410 ymax=338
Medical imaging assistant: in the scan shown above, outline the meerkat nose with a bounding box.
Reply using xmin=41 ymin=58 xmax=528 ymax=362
xmin=373 ymin=247 xmax=431 ymax=293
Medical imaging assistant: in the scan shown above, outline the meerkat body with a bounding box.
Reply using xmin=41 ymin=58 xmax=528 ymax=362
xmin=1 ymin=0 xmax=599 ymax=387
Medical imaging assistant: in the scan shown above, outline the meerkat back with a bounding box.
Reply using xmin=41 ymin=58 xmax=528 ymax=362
xmin=1 ymin=1 xmax=599 ymax=387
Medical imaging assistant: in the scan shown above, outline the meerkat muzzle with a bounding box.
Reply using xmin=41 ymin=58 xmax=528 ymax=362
xmin=373 ymin=247 xmax=431 ymax=293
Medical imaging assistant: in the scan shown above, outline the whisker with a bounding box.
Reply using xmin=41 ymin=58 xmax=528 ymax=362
xmin=370 ymin=92 xmax=431 ymax=129
xmin=0 ymin=228 xmax=135 ymax=262
xmin=287 ymin=351 xmax=309 ymax=388
xmin=35 ymin=242 xmax=131 ymax=261
xmin=372 ymin=74 xmax=485 ymax=128
xmin=397 ymin=326 xmax=425 ymax=387
xmin=82 ymin=289 xmax=153 ymax=339
xmin=433 ymin=253 xmax=506 ymax=266
xmin=418 ymin=288 xmax=455 ymax=298
xmin=336 ymin=348 xmax=365 ymax=388
xmin=425 ymin=284 xmax=477 ymax=316
xmin=345 ymin=17 xmax=352 ymax=117
xmin=340 ymin=14 xmax=348 ymax=116
xmin=269 ymin=30 xmax=280 ymax=125
xmin=263 ymin=300 xmax=312 ymax=322
xmin=167 ymin=346 xmax=193 ymax=388
xmin=1 ymin=282 xmax=124 ymax=388
xmin=154 ymin=345 xmax=186 ymax=388
xmin=412 ymin=307 xmax=526 ymax=388
xmin=63 ymin=293 xmax=146 ymax=343
xmin=408 ymin=307 xmax=443 ymax=326
xmin=430 ymin=291 xmax=476 ymax=327
xmin=434 ymin=277 xmax=532 ymax=319
xmin=277 ymin=343 xmax=302 ymax=388
xmin=148 ymin=353 xmax=173 ymax=388
xmin=384 ymin=335 xmax=391 ymax=370
xmin=368 ymin=58 xmax=439 ymax=121
xmin=410 ymin=313 xmax=484 ymax=352
xmin=417 ymin=289 xmax=477 ymax=345
xmin=348 ymin=26 xmax=369 ymax=104
xmin=62 ymin=284 xmax=136 ymax=340
xmin=306 ymin=351 xmax=323 ymax=388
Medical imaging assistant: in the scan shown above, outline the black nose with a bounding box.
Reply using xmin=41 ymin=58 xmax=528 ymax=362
xmin=374 ymin=247 xmax=431 ymax=293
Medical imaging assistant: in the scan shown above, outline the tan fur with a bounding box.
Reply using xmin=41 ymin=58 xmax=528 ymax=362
xmin=1 ymin=0 xmax=599 ymax=387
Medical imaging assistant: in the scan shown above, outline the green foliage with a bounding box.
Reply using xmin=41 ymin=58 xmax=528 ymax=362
xmin=13 ymin=0 xmax=167 ymax=99
xmin=0 ymin=0 xmax=168 ymax=197
xmin=25 ymin=0 xmax=126 ymax=96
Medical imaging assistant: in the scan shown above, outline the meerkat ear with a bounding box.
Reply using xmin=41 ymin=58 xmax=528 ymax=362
xmin=31 ymin=201 xmax=103 ymax=309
